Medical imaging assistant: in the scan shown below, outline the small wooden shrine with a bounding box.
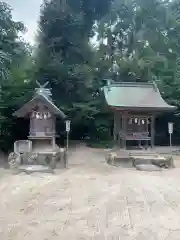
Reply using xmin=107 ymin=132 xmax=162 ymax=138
xmin=13 ymin=81 xmax=67 ymax=150
xmin=103 ymin=81 xmax=176 ymax=148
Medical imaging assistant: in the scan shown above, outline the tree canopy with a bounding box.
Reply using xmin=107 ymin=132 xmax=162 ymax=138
xmin=0 ymin=2 xmax=34 ymax=151
xmin=1 ymin=0 xmax=180 ymax=150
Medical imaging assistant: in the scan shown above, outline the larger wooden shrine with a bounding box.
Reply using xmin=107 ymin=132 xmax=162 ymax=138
xmin=103 ymin=81 xmax=176 ymax=148
xmin=13 ymin=82 xmax=67 ymax=150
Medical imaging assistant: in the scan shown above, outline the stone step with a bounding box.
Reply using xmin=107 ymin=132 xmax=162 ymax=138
xmin=18 ymin=165 xmax=54 ymax=174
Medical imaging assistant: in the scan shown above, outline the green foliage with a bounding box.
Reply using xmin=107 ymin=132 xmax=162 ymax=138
xmin=35 ymin=0 xmax=113 ymax=141
xmin=0 ymin=2 xmax=27 ymax=81
xmin=91 ymin=0 xmax=180 ymax=145
xmin=0 ymin=2 xmax=34 ymax=151
xmin=3 ymin=0 xmax=180 ymax=150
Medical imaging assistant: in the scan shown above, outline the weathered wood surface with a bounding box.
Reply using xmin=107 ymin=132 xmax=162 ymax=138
xmin=113 ymin=111 xmax=155 ymax=148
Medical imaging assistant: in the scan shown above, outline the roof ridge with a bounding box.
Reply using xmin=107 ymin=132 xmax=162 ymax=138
xmin=108 ymin=82 xmax=154 ymax=87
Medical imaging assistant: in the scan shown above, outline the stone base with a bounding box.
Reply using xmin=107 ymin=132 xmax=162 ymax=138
xmin=152 ymin=156 xmax=175 ymax=169
xmin=20 ymin=149 xmax=66 ymax=169
xmin=106 ymin=152 xmax=175 ymax=170
xmin=135 ymin=164 xmax=161 ymax=171
xmin=8 ymin=147 xmax=67 ymax=172
xmin=106 ymin=152 xmax=133 ymax=167
xmin=19 ymin=165 xmax=54 ymax=174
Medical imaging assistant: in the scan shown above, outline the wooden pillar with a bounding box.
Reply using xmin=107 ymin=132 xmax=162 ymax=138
xmin=151 ymin=115 xmax=155 ymax=148
xmin=118 ymin=114 xmax=121 ymax=148
xmin=113 ymin=112 xmax=116 ymax=143
xmin=119 ymin=112 xmax=121 ymax=145
xmin=145 ymin=116 xmax=149 ymax=149
xmin=29 ymin=117 xmax=33 ymax=136
xmin=52 ymin=116 xmax=56 ymax=149
xmin=124 ymin=113 xmax=127 ymax=149
xmin=122 ymin=112 xmax=127 ymax=149
xmin=119 ymin=113 xmax=124 ymax=148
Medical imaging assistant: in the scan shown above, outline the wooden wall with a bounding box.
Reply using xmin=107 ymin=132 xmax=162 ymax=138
xmin=29 ymin=102 xmax=56 ymax=137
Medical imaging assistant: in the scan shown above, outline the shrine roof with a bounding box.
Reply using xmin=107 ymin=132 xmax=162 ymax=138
xmin=103 ymin=82 xmax=176 ymax=111
xmin=13 ymin=88 xmax=67 ymax=119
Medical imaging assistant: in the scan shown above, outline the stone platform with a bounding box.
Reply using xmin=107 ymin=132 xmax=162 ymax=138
xmin=135 ymin=164 xmax=161 ymax=171
xmin=19 ymin=165 xmax=54 ymax=174
xmin=106 ymin=149 xmax=174 ymax=170
xmin=8 ymin=147 xmax=67 ymax=173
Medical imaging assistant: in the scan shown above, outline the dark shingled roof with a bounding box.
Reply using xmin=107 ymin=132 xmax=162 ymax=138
xmin=13 ymin=87 xmax=67 ymax=119
xmin=103 ymin=82 xmax=176 ymax=111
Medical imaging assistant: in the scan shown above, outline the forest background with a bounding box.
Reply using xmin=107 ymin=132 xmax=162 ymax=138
xmin=1 ymin=0 xmax=180 ymax=151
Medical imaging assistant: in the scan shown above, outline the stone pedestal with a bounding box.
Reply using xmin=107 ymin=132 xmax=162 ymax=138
xmin=8 ymin=147 xmax=67 ymax=173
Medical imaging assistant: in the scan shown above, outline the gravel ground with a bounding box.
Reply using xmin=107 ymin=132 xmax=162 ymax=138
xmin=1 ymin=146 xmax=180 ymax=239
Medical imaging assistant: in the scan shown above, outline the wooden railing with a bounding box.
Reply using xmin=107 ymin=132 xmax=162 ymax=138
xmin=133 ymin=132 xmax=149 ymax=139
xmin=119 ymin=131 xmax=151 ymax=140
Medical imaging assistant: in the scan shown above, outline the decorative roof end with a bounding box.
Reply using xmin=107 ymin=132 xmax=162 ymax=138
xmin=35 ymin=81 xmax=52 ymax=99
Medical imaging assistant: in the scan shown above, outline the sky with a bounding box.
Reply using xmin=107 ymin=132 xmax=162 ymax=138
xmin=4 ymin=0 xmax=43 ymax=44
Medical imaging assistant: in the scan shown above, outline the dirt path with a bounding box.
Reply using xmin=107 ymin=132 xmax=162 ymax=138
xmin=1 ymin=146 xmax=180 ymax=239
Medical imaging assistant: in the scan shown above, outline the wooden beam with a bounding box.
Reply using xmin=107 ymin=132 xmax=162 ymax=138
xmin=121 ymin=112 xmax=127 ymax=149
xmin=146 ymin=117 xmax=149 ymax=148
xmin=113 ymin=112 xmax=116 ymax=142
xmin=124 ymin=113 xmax=127 ymax=149
xmin=121 ymin=114 xmax=124 ymax=148
xmin=151 ymin=115 xmax=155 ymax=148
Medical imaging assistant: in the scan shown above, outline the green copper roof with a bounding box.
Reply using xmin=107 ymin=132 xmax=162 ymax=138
xmin=103 ymin=82 xmax=176 ymax=111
